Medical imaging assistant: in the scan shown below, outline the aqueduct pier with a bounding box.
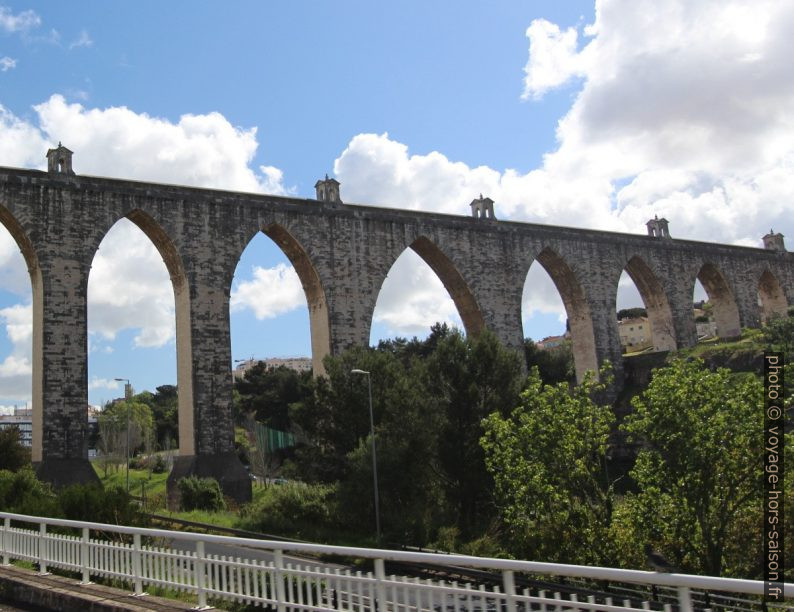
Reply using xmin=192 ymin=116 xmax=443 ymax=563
xmin=0 ymin=146 xmax=791 ymax=501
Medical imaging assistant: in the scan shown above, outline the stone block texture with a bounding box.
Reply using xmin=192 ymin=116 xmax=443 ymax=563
xmin=0 ymin=165 xmax=790 ymax=500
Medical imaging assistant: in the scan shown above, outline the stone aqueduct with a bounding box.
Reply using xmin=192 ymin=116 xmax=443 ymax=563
xmin=0 ymin=145 xmax=791 ymax=501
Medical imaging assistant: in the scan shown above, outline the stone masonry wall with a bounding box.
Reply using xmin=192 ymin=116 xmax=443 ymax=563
xmin=0 ymin=165 xmax=790 ymax=497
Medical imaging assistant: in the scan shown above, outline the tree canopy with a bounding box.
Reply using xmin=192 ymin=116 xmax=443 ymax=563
xmin=619 ymin=359 xmax=767 ymax=576
xmin=481 ymin=366 xmax=615 ymax=565
xmin=287 ymin=328 xmax=524 ymax=542
xmin=0 ymin=426 xmax=30 ymax=471
xmin=98 ymin=399 xmax=155 ymax=458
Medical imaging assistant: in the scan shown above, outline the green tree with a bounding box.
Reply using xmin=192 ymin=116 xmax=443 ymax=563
xmin=339 ymin=359 xmax=443 ymax=543
xmin=376 ymin=322 xmax=454 ymax=367
xmin=57 ymin=483 xmax=140 ymax=525
xmin=620 ymin=359 xmax=765 ymax=576
xmin=617 ymin=307 xmax=648 ymax=321
xmin=762 ymin=313 xmax=794 ymax=413
xmin=290 ymin=327 xmax=523 ymax=543
xmin=292 ymin=345 xmax=443 ymax=542
xmin=0 ymin=468 xmax=58 ymax=515
xmin=481 ymin=366 xmax=615 ymax=565
xmin=98 ymin=400 xmax=155 ymax=460
xmin=426 ymin=329 xmax=524 ymax=537
xmin=523 ymin=338 xmax=574 ymax=385
xmin=178 ymin=476 xmax=226 ymax=512
xmin=135 ymin=385 xmax=179 ymax=450
xmin=0 ymin=426 xmax=30 ymax=471
xmin=762 ymin=312 xmax=794 ymax=359
xmin=235 ymin=363 xmax=311 ymax=430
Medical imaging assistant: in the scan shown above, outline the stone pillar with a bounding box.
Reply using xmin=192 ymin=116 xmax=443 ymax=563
xmin=732 ymin=269 xmax=762 ymax=330
xmin=472 ymin=262 xmax=525 ymax=356
xmin=584 ymin=289 xmax=625 ymax=386
xmin=662 ymin=273 xmax=698 ymax=349
xmin=783 ymin=268 xmax=794 ymax=309
xmin=668 ymin=293 xmax=698 ymax=349
xmin=34 ymin=255 xmax=99 ymax=488
xmin=322 ymin=276 xmax=375 ymax=355
xmin=166 ymin=249 xmax=250 ymax=508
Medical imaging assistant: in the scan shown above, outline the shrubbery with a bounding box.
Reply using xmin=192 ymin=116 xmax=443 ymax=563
xmin=0 ymin=468 xmax=58 ymax=516
xmin=239 ymin=481 xmax=338 ymax=540
xmin=178 ymin=476 xmax=226 ymax=512
xmin=58 ymin=483 xmax=140 ymax=526
xmin=151 ymin=454 xmax=168 ymax=473
xmin=0 ymin=427 xmax=30 ymax=472
xmin=0 ymin=469 xmax=143 ymax=526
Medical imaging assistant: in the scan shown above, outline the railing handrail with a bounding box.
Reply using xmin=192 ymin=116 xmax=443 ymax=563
xmin=1 ymin=510 xmax=790 ymax=599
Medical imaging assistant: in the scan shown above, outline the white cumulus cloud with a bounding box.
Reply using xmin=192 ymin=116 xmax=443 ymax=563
xmin=230 ymin=263 xmax=306 ymax=320
xmin=34 ymin=95 xmax=289 ymax=194
xmin=335 ymin=1 xmax=794 ymax=337
xmin=0 ymin=6 xmax=40 ymax=33
xmin=88 ymin=377 xmax=121 ymax=391
xmin=87 ymin=220 xmax=175 ymax=348
xmin=372 ymin=251 xmax=462 ymax=338
xmin=0 ymin=303 xmax=32 ymax=399
xmin=522 ymin=19 xmax=586 ymax=100
xmin=0 ymin=56 xmax=16 ymax=71
xmin=0 ymin=96 xmax=292 ymax=400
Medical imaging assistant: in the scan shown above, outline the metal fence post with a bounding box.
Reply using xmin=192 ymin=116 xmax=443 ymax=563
xmin=502 ymin=569 xmax=517 ymax=612
xmin=274 ymin=549 xmax=287 ymax=612
xmin=677 ymin=586 xmax=693 ymax=612
xmin=132 ymin=532 xmax=144 ymax=595
xmin=195 ymin=540 xmax=208 ymax=609
xmin=38 ymin=522 xmax=48 ymax=575
xmin=1 ymin=517 xmax=9 ymax=566
xmin=374 ymin=558 xmax=387 ymax=611
xmin=80 ymin=527 xmax=91 ymax=584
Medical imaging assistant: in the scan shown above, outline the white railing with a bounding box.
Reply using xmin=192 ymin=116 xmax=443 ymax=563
xmin=0 ymin=511 xmax=791 ymax=611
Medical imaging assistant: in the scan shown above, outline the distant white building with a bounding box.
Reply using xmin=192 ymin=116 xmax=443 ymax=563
xmin=618 ymin=317 xmax=653 ymax=353
xmin=0 ymin=407 xmax=32 ymax=447
xmin=536 ymin=334 xmax=568 ymax=350
xmin=0 ymin=406 xmax=98 ymax=450
xmin=233 ymin=357 xmax=312 ymax=380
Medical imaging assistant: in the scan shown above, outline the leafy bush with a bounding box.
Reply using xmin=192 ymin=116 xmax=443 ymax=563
xmin=0 ymin=469 xmax=144 ymax=525
xmin=0 ymin=427 xmax=30 ymax=472
xmin=57 ymin=483 xmax=140 ymax=526
xmin=129 ymin=456 xmax=148 ymax=470
xmin=0 ymin=468 xmax=58 ymax=515
xmin=240 ymin=481 xmax=338 ymax=538
xmin=151 ymin=454 xmax=168 ymax=474
xmin=178 ymin=476 xmax=226 ymax=512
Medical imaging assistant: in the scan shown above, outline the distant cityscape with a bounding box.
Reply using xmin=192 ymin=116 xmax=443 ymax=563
xmin=232 ymin=357 xmax=312 ymax=380
xmin=0 ymin=405 xmax=100 ymax=451
xmin=536 ymin=303 xmax=718 ymax=355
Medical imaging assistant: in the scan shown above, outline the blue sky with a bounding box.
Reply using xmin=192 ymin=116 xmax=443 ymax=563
xmin=1 ymin=1 xmax=792 ymax=407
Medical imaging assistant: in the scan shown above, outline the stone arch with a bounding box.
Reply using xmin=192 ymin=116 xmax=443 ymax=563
xmin=758 ymin=269 xmax=788 ymax=323
xmin=260 ymin=223 xmax=331 ymax=375
xmin=624 ymin=255 xmax=677 ymax=351
xmin=533 ymin=247 xmax=597 ymax=382
xmin=695 ymin=263 xmax=741 ymax=338
xmin=0 ymin=205 xmax=43 ymax=461
xmin=122 ymin=209 xmax=194 ymax=455
xmin=408 ymin=235 xmax=485 ymax=336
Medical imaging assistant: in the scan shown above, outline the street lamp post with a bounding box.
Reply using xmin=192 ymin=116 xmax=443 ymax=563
xmin=114 ymin=377 xmax=132 ymax=494
xmin=351 ymin=369 xmax=381 ymax=544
